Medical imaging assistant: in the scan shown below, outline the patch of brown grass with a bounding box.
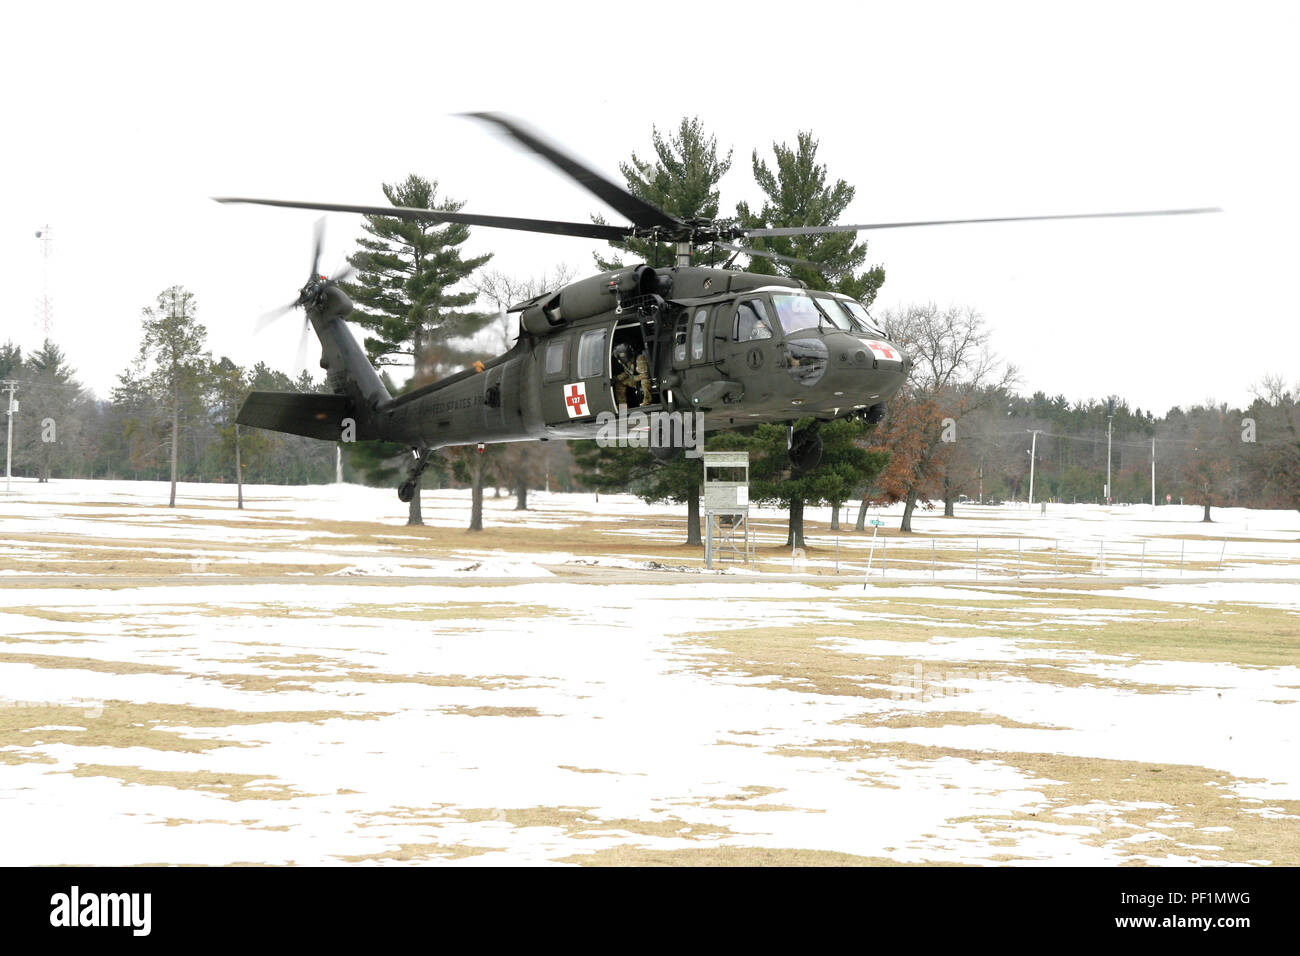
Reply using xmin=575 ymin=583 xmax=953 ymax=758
xmin=554 ymin=846 xmax=939 ymax=866
xmin=773 ymin=739 xmax=1300 ymax=865
xmin=0 ymin=699 xmax=379 ymax=755
xmin=67 ymin=763 xmax=307 ymax=802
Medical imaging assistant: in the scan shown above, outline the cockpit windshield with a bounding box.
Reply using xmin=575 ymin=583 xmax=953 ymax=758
xmin=812 ymin=296 xmax=857 ymax=332
xmin=769 ymin=291 xmax=887 ymax=337
xmin=839 ymin=298 xmax=885 ymax=336
xmin=771 ymin=293 xmax=826 ymax=334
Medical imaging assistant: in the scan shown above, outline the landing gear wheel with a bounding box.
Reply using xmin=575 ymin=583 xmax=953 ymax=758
xmin=398 ymin=446 xmax=431 ymax=502
xmin=864 ymin=402 xmax=886 ymax=424
xmin=789 ymin=430 xmax=823 ymax=474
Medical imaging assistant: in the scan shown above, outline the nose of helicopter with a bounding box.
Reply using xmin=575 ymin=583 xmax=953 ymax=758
xmin=823 ymin=332 xmax=909 ymax=407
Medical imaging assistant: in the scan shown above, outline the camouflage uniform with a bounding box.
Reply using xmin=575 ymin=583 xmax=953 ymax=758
xmin=615 ymin=352 xmax=653 ymax=407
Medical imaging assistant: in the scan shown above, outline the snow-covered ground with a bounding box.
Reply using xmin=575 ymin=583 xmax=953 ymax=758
xmin=4 ymin=476 xmax=1297 ymax=580
xmin=0 ymin=478 xmax=1297 ymax=865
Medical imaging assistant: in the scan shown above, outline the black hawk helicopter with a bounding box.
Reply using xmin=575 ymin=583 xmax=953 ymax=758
xmin=217 ymin=113 xmax=1217 ymax=501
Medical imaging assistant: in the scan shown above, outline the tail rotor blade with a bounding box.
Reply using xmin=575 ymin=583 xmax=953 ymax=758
xmin=255 ymin=300 xmax=299 ymax=333
xmin=331 ymin=262 xmax=357 ymax=284
xmin=311 ymin=216 xmax=326 ymax=277
xmin=295 ymin=319 xmax=312 ymax=374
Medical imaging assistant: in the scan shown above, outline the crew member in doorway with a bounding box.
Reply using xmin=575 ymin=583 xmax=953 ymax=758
xmin=614 ymin=343 xmax=653 ymax=407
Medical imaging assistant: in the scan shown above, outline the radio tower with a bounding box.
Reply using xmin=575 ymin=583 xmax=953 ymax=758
xmin=35 ymin=225 xmax=53 ymax=338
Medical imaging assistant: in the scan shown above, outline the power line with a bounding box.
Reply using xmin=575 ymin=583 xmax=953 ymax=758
xmin=955 ymin=427 xmax=1298 ymax=449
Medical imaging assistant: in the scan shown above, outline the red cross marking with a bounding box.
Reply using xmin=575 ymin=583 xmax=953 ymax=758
xmin=565 ymin=384 xmax=587 ymax=416
xmin=869 ymin=341 xmax=897 ymax=360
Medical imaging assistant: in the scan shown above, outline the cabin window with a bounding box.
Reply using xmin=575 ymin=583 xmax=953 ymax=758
xmin=577 ymin=328 xmax=607 ymax=379
xmin=691 ymin=309 xmax=708 ymax=361
xmin=733 ymin=300 xmax=774 ymax=341
xmin=544 ymin=340 xmax=567 ymax=379
xmin=673 ymin=311 xmax=689 ymax=365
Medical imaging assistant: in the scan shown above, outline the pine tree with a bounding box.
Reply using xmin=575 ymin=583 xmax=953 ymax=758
xmin=135 ymin=286 xmax=210 ymax=506
xmin=0 ymin=342 xmax=21 ymax=380
xmin=575 ymin=119 xmax=733 ymax=536
xmin=17 ymin=340 xmax=86 ymax=482
xmin=737 ymin=131 xmax=885 ymax=302
xmin=712 ymin=420 xmax=888 ymax=548
xmin=572 ymin=441 xmax=705 ymax=545
xmin=340 ymin=174 xmax=493 ymax=525
xmin=594 ymin=117 xmax=733 ymax=270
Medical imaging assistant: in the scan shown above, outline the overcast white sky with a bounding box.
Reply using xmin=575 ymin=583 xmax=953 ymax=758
xmin=3 ymin=0 xmax=1296 ymax=413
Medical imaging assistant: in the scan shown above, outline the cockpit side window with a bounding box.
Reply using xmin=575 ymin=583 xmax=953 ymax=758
xmin=733 ymin=300 xmax=774 ymax=341
xmin=691 ymin=308 xmax=708 ymax=361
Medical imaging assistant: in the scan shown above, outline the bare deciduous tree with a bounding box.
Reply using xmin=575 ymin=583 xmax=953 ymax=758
xmin=864 ymin=303 xmax=1016 ymax=532
xmin=472 ymin=264 xmax=576 ymax=351
xmin=471 ymin=265 xmax=576 ymax=511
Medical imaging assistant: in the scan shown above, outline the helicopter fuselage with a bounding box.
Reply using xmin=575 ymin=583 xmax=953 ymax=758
xmin=312 ymin=264 xmax=910 ymax=456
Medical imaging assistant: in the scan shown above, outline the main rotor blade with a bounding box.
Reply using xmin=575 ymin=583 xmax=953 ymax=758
xmin=716 ymin=242 xmax=830 ymax=274
xmin=745 ymin=207 xmax=1223 ymax=238
xmin=214 ymin=197 xmax=634 ymax=242
xmin=461 ymin=112 xmax=682 ymax=231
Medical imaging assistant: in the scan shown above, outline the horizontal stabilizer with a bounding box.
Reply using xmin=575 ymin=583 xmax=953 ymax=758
xmin=237 ymin=391 xmax=357 ymax=441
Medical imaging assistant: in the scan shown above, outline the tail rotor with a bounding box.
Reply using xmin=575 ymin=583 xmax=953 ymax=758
xmin=253 ymin=217 xmax=355 ymax=374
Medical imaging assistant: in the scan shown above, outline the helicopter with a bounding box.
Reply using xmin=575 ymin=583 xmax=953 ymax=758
xmin=217 ymin=113 xmax=1217 ymax=502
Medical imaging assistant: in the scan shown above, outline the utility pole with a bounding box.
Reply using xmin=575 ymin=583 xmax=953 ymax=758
xmin=1150 ymin=436 xmax=1156 ymax=509
xmin=1027 ymin=429 xmax=1043 ymax=506
xmin=1105 ymin=397 xmax=1115 ymax=505
xmin=3 ymin=381 xmax=17 ymax=494
xmin=35 ymin=226 xmax=54 ymax=337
